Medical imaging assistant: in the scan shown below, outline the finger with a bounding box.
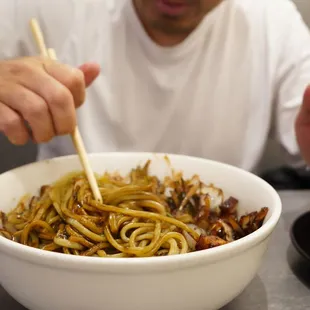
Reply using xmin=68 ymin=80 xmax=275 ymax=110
xmin=0 ymin=102 xmax=29 ymax=145
xmin=79 ymin=63 xmax=101 ymax=87
xmin=0 ymin=81 xmax=55 ymax=143
xmin=43 ymin=80 xmax=76 ymax=135
xmin=7 ymin=62 xmax=77 ymax=135
xmin=43 ymin=60 xmax=86 ymax=108
xmin=295 ymin=85 xmax=310 ymax=164
xmin=296 ymin=84 xmax=310 ymax=126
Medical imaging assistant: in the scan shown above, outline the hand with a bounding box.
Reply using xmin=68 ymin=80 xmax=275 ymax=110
xmin=0 ymin=57 xmax=100 ymax=145
xmin=295 ymin=85 xmax=310 ymax=165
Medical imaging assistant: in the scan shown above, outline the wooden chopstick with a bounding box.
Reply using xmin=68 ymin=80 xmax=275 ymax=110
xmin=29 ymin=18 xmax=103 ymax=203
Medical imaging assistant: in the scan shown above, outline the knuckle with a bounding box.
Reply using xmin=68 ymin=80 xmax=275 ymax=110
xmin=5 ymin=61 xmax=25 ymax=76
xmin=50 ymin=84 xmax=72 ymax=107
xmin=70 ymin=68 xmax=84 ymax=88
xmin=56 ymin=119 xmax=75 ymax=136
xmin=66 ymin=68 xmax=85 ymax=106
xmin=5 ymin=59 xmax=34 ymax=76
xmin=23 ymin=100 xmax=48 ymax=121
xmin=46 ymin=84 xmax=76 ymax=136
xmin=16 ymin=88 xmax=34 ymax=106
xmin=0 ymin=114 xmax=22 ymax=134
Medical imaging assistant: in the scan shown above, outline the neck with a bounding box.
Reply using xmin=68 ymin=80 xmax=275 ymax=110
xmin=145 ymin=31 xmax=193 ymax=47
xmin=146 ymin=31 xmax=191 ymax=47
xmin=132 ymin=0 xmax=222 ymax=47
xmin=132 ymin=1 xmax=194 ymax=46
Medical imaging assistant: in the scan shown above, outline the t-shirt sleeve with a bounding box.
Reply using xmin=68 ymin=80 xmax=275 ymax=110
xmin=273 ymin=0 xmax=310 ymax=161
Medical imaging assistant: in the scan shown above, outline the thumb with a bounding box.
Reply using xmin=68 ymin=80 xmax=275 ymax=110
xmin=78 ymin=62 xmax=100 ymax=87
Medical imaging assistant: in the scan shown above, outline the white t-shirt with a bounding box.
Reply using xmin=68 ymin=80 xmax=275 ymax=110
xmin=1 ymin=0 xmax=310 ymax=172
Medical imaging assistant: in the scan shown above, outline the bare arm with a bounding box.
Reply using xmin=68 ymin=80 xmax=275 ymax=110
xmin=272 ymin=0 xmax=310 ymax=165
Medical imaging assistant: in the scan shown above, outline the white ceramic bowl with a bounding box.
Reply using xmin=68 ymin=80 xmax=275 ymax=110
xmin=0 ymin=153 xmax=282 ymax=310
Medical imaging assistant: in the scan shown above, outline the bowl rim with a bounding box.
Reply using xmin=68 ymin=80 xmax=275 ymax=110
xmin=0 ymin=152 xmax=282 ymax=272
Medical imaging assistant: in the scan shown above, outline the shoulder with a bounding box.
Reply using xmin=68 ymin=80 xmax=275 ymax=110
xmin=221 ymin=0 xmax=309 ymax=53
xmin=232 ymin=0 xmax=300 ymax=14
xmin=230 ymin=0 xmax=304 ymax=27
xmin=215 ymin=0 xmax=305 ymax=42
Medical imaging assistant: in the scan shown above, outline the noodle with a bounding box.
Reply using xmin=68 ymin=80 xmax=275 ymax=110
xmin=0 ymin=160 xmax=269 ymax=257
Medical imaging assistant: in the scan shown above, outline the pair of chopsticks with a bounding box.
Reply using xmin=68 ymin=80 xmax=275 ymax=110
xmin=29 ymin=18 xmax=102 ymax=203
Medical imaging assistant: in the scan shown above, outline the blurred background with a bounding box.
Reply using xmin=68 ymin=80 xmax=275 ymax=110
xmin=0 ymin=0 xmax=310 ymax=189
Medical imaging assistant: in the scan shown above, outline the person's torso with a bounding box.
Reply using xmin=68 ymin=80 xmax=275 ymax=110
xmin=7 ymin=0 xmax=284 ymax=171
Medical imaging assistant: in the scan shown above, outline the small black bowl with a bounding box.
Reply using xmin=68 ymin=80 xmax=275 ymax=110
xmin=290 ymin=211 xmax=310 ymax=261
